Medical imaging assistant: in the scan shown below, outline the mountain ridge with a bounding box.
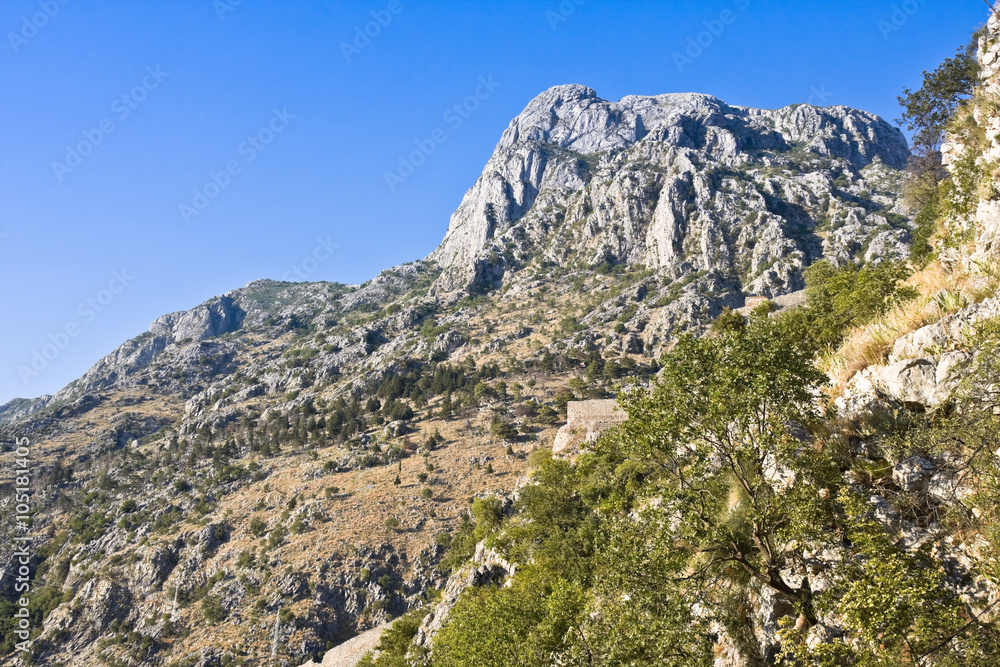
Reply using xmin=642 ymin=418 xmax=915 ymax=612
xmin=3 ymin=86 xmax=913 ymax=422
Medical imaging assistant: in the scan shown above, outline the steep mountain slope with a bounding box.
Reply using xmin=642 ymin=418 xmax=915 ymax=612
xmin=0 ymin=87 xmax=916 ymax=667
xmin=369 ymin=20 xmax=1000 ymax=667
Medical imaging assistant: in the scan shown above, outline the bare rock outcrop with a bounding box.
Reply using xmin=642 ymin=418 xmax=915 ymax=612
xmin=837 ymin=295 xmax=1000 ymax=416
xmin=430 ymin=85 xmax=911 ymax=294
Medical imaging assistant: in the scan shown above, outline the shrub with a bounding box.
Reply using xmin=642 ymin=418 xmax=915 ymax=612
xmin=249 ymin=517 xmax=266 ymax=537
xmin=364 ymin=606 xmax=429 ymax=666
xmin=267 ymin=525 xmax=287 ymax=549
xmin=780 ymin=260 xmax=917 ymax=350
xmin=490 ymin=417 xmax=518 ymax=441
xmin=202 ymin=596 xmax=226 ymax=624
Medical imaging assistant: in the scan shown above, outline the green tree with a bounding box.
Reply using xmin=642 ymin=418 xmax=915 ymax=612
xmin=489 ymin=416 xmax=518 ymax=441
xmin=553 ymin=389 xmax=575 ymax=416
xmin=898 ymin=35 xmax=980 ymax=155
xmin=438 ymin=392 xmax=454 ymax=419
xmin=432 ymin=572 xmax=586 ymax=667
xmin=710 ymin=306 xmax=746 ymax=334
xmin=781 ymin=260 xmax=916 ymax=349
xmin=897 ymin=31 xmax=982 ymax=265
xmin=612 ymin=316 xmax=831 ymax=628
xmin=362 ymin=606 xmax=429 ymax=666
xmin=780 ymin=491 xmax=1000 ymax=666
xmin=202 ymin=595 xmax=227 ymax=624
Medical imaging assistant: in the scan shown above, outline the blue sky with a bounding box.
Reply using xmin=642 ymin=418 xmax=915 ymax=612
xmin=0 ymin=0 xmax=989 ymax=404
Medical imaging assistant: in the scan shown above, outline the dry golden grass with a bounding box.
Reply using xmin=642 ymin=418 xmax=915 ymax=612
xmin=821 ymin=261 xmax=999 ymax=389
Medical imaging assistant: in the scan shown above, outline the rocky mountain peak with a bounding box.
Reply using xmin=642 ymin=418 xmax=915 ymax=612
xmin=430 ymin=85 xmax=911 ymax=295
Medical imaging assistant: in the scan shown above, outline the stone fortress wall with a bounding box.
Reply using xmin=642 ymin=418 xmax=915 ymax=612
xmin=552 ymin=399 xmax=627 ymax=455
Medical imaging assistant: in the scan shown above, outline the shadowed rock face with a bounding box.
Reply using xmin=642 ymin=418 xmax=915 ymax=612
xmin=430 ymin=84 xmax=911 ymax=294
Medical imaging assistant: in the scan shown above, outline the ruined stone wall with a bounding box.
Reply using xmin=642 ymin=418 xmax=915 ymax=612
xmin=554 ymin=399 xmax=627 ymax=455
xmin=566 ymin=399 xmax=623 ymax=425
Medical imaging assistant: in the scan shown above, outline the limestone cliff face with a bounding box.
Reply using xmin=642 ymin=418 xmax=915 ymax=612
xmin=430 ymin=85 xmax=912 ymax=295
xmin=940 ymin=11 xmax=1000 ymax=270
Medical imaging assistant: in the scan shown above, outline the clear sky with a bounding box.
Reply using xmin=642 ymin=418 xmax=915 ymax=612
xmin=0 ymin=0 xmax=990 ymax=404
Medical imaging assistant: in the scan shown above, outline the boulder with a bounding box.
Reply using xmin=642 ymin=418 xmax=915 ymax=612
xmin=893 ymin=457 xmax=937 ymax=494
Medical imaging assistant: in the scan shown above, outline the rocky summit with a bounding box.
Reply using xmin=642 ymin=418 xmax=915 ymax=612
xmin=431 ymin=85 xmax=911 ymax=297
xmin=5 ymin=74 xmax=986 ymax=667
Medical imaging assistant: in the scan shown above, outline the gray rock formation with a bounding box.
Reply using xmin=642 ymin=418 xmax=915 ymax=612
xmin=0 ymin=396 xmax=52 ymax=425
xmin=0 ymin=83 xmax=921 ymax=666
xmin=837 ymin=295 xmax=1000 ymax=416
xmin=431 ymin=85 xmax=911 ymax=295
xmin=412 ymin=540 xmax=515 ymax=654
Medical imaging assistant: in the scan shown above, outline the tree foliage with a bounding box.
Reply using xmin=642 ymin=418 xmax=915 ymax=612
xmin=898 ymin=35 xmax=980 ymax=155
xmin=425 ymin=310 xmax=1000 ymax=666
xmin=781 ymin=259 xmax=917 ymax=349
